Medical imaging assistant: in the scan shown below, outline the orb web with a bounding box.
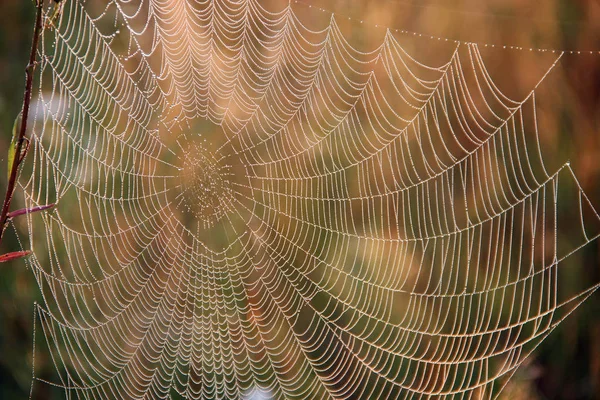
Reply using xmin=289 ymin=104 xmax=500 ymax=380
xmin=17 ymin=0 xmax=600 ymax=399
xmin=179 ymin=143 xmax=229 ymax=226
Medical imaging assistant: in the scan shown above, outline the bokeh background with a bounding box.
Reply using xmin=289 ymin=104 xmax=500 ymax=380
xmin=1 ymin=0 xmax=599 ymax=399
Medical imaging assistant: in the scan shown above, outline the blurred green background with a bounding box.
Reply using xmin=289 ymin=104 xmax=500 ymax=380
xmin=1 ymin=0 xmax=600 ymax=399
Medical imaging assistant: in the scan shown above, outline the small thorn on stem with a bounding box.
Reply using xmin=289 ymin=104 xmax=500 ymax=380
xmin=26 ymin=61 xmax=39 ymax=72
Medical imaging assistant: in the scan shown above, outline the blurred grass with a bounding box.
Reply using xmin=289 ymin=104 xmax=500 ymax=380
xmin=1 ymin=1 xmax=599 ymax=399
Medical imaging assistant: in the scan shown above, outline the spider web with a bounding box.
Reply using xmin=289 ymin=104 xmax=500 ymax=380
xmin=18 ymin=0 xmax=600 ymax=398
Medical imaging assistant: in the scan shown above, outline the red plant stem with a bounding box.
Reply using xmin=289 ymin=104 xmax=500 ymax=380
xmin=7 ymin=203 xmax=55 ymax=219
xmin=0 ymin=0 xmax=45 ymax=244
xmin=0 ymin=251 xmax=32 ymax=263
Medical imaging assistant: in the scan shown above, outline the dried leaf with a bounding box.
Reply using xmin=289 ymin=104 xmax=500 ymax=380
xmin=7 ymin=113 xmax=21 ymax=180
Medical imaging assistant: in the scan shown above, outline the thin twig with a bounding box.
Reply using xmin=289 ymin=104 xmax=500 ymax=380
xmin=0 ymin=0 xmax=45 ymax=244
